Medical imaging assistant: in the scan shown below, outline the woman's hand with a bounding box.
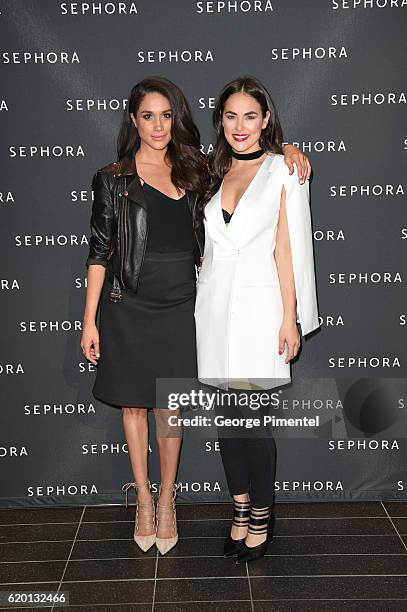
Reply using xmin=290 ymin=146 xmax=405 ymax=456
xmin=278 ymin=318 xmax=301 ymax=364
xmin=81 ymin=322 xmax=100 ymax=365
xmin=282 ymin=144 xmax=311 ymax=184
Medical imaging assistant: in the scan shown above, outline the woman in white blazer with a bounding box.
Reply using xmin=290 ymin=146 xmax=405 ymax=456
xmin=194 ymin=76 xmax=320 ymax=563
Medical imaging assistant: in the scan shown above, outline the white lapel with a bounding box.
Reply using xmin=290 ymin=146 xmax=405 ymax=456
xmin=204 ymin=154 xmax=277 ymax=246
xmin=222 ymin=154 xmax=273 ymax=245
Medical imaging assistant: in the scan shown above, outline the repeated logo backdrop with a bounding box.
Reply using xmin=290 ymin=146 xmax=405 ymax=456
xmin=1 ymin=0 xmax=406 ymax=507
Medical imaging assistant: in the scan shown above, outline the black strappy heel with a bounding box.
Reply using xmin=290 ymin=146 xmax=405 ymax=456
xmin=236 ymin=506 xmax=274 ymax=563
xmin=224 ymin=499 xmax=250 ymax=557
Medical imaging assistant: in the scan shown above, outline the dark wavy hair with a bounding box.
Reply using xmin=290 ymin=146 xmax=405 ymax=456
xmin=196 ymin=75 xmax=284 ymax=227
xmin=117 ymin=75 xmax=207 ymax=194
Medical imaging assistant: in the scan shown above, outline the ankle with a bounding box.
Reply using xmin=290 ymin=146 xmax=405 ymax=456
xmin=122 ymin=479 xmax=151 ymax=509
xmin=158 ymin=483 xmax=177 ymax=502
xmin=229 ymin=496 xmax=250 ymax=538
xmin=135 ymin=479 xmax=152 ymax=497
xmin=233 ymin=493 xmax=250 ymax=503
xmin=246 ymin=506 xmax=271 ymax=540
xmin=137 ymin=488 xmax=152 ymax=500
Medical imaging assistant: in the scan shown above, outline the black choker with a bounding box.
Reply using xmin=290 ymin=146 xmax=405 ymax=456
xmin=232 ymin=149 xmax=264 ymax=160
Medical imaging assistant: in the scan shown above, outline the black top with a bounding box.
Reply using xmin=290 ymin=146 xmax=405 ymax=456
xmin=222 ymin=208 xmax=233 ymax=224
xmin=144 ymin=182 xmax=196 ymax=253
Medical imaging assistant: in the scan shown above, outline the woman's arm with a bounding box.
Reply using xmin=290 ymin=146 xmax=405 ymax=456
xmin=81 ymin=265 xmax=106 ymax=365
xmin=81 ymin=170 xmax=115 ymax=365
xmin=274 ymin=185 xmax=301 ymax=364
xmin=86 ymin=171 xmax=115 ymax=267
xmin=282 ymin=144 xmax=311 ymax=184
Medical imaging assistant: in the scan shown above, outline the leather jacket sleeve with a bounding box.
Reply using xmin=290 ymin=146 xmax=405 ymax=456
xmin=86 ymin=171 xmax=115 ymax=268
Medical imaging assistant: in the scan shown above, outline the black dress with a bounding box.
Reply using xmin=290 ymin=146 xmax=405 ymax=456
xmin=92 ymin=182 xmax=198 ymax=408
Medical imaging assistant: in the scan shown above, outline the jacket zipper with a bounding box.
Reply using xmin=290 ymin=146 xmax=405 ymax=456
xmin=135 ymin=218 xmax=148 ymax=293
xmin=119 ymin=178 xmax=127 ymax=287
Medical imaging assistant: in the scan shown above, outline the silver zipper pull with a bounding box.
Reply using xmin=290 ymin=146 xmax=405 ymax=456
xmin=109 ymin=277 xmax=122 ymax=303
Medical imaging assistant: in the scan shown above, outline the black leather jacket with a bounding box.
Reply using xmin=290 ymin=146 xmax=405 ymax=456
xmin=86 ymin=153 xmax=204 ymax=302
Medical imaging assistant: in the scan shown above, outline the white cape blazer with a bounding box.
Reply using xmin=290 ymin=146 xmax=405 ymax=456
xmin=194 ymin=153 xmax=320 ymax=391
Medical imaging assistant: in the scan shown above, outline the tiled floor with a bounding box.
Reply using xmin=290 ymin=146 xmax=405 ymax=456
xmin=0 ymin=501 xmax=407 ymax=611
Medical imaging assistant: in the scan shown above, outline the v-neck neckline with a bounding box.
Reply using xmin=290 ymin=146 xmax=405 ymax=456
xmin=219 ymin=154 xmax=270 ymax=225
xmin=135 ymin=157 xmax=186 ymax=202
xmin=143 ymin=181 xmax=186 ymax=202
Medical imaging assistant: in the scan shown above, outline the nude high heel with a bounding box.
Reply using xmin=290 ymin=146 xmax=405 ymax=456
xmin=122 ymin=480 xmax=156 ymax=552
xmin=155 ymin=483 xmax=179 ymax=555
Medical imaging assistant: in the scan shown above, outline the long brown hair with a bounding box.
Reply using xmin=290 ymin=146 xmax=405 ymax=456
xmin=117 ymin=75 xmax=207 ymax=194
xmin=196 ymin=75 xmax=284 ymax=227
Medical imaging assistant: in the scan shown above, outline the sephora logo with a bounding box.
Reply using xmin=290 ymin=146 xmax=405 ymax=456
xmin=82 ymin=443 xmax=129 ymax=454
xmin=289 ymin=140 xmax=346 ymax=153
xmin=205 ymin=441 xmax=221 ymax=451
xmin=24 ymin=403 xmax=95 ymax=415
xmin=66 ymin=99 xmax=128 ymax=111
xmin=75 ymin=277 xmax=88 ymax=288
xmin=0 ymin=192 xmax=14 ymax=204
xmin=313 ymin=229 xmax=345 ymax=241
xmin=328 ymin=356 xmax=401 ymax=368
xmin=274 ymin=481 xmax=344 ymax=491
xmin=332 ymin=0 xmax=407 ymax=8
xmin=2 ymin=51 xmax=79 ymax=64
xmin=60 ymin=2 xmax=139 ymax=14
xmin=20 ymin=320 xmax=82 ymax=333
xmin=0 ymin=446 xmax=28 ymax=457
xmin=0 ymin=363 xmax=24 ymax=375
xmin=15 ymin=234 xmax=88 ymax=247
xmin=328 ymin=440 xmax=399 ymax=451
xmin=318 ymin=315 xmax=344 ymax=327
xmin=329 ymin=272 xmax=403 ymax=284
xmin=137 ymin=50 xmax=214 ymax=63
xmin=28 ymin=484 xmax=98 ymax=496
xmin=1 ymin=279 xmax=20 ymax=290
xmin=330 ymin=184 xmax=406 ymax=197
xmin=196 ymin=0 xmax=273 ymax=12
xmin=9 ymin=145 xmax=85 ymax=158
xmin=331 ymin=92 xmax=406 ymax=106
xmin=71 ymin=190 xmax=93 ymax=203
xmin=272 ymin=47 xmax=348 ymax=60
xmin=78 ymin=361 xmax=96 ymax=372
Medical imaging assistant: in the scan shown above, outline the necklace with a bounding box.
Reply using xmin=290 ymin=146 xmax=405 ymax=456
xmin=232 ymin=148 xmax=264 ymax=160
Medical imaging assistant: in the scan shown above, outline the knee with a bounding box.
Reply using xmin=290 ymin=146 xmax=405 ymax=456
xmin=122 ymin=407 xmax=148 ymax=421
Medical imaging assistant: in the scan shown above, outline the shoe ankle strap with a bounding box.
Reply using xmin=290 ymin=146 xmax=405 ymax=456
xmin=232 ymin=499 xmax=250 ymax=528
xmin=122 ymin=480 xmax=151 ymax=509
xmin=247 ymin=506 xmax=271 ymax=535
xmin=233 ymin=499 xmax=250 ymax=509
xmin=158 ymin=483 xmax=179 ymax=499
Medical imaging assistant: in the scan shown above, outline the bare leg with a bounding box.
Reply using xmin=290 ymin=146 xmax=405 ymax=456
xmin=153 ymin=407 xmax=182 ymax=539
xmin=122 ymin=407 xmax=154 ymax=537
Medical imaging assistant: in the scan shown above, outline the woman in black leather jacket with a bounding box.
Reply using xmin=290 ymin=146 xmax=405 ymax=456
xmin=80 ymin=75 xmax=310 ymax=556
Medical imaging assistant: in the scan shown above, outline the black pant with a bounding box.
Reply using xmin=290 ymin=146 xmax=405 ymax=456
xmin=214 ymin=388 xmax=277 ymax=507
